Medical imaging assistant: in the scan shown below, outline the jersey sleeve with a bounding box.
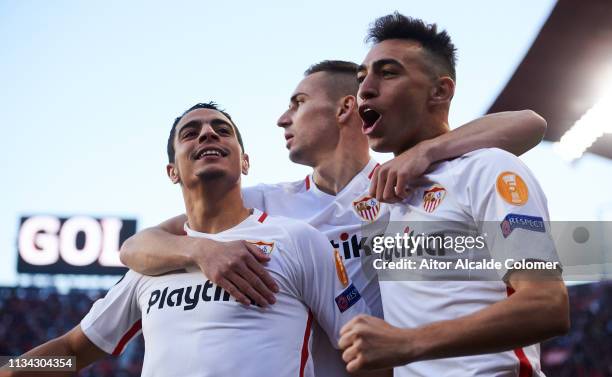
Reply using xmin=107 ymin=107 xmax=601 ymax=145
xmin=242 ymin=184 xmax=267 ymax=212
xmin=455 ymin=148 xmax=560 ymax=279
xmin=80 ymin=270 xmax=143 ymax=355
xmin=290 ymin=223 xmax=370 ymax=348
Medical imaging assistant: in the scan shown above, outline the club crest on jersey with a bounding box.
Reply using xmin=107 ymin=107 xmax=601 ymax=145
xmin=246 ymin=240 xmax=275 ymax=255
xmin=352 ymin=195 xmax=380 ymax=222
xmin=423 ymin=184 xmax=446 ymax=213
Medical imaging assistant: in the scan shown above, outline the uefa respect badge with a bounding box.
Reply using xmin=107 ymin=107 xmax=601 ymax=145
xmin=335 ymin=283 xmax=361 ymax=313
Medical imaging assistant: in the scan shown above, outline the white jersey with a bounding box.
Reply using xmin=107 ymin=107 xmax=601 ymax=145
xmin=379 ymin=148 xmax=558 ymax=377
xmin=243 ymin=159 xmax=387 ymax=377
xmin=81 ymin=209 xmax=368 ymax=377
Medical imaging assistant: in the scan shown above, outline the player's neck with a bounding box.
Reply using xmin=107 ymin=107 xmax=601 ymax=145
xmin=312 ymin=144 xmax=370 ymax=195
xmin=182 ymin=183 xmax=250 ymax=234
xmin=394 ymin=116 xmax=450 ymax=156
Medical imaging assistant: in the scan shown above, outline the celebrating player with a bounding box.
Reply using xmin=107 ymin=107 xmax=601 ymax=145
xmin=1 ymin=103 xmax=375 ymax=377
xmin=338 ymin=13 xmax=569 ymax=376
xmin=120 ymin=62 xmax=548 ymax=375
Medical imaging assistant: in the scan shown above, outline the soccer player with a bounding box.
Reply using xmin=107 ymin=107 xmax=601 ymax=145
xmin=1 ymin=103 xmax=372 ymax=377
xmin=119 ymin=63 xmax=548 ymax=376
xmin=338 ymin=13 xmax=569 ymax=376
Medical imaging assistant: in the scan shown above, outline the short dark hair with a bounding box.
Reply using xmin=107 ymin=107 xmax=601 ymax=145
xmin=167 ymin=102 xmax=244 ymax=163
xmin=366 ymin=12 xmax=457 ymax=81
xmin=304 ymin=60 xmax=358 ymax=76
xmin=304 ymin=60 xmax=360 ymax=99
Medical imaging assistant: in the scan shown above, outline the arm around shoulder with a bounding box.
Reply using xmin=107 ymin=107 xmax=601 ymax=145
xmin=119 ymin=214 xmax=193 ymax=275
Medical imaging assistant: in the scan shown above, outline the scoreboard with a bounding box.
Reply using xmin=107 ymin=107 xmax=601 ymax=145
xmin=17 ymin=215 xmax=136 ymax=275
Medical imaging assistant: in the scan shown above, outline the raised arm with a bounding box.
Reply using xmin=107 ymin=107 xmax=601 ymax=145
xmin=428 ymin=109 xmax=546 ymax=158
xmin=370 ymin=110 xmax=547 ymax=202
xmin=0 ymin=325 xmax=107 ymax=377
xmin=119 ymin=215 xmax=279 ymax=307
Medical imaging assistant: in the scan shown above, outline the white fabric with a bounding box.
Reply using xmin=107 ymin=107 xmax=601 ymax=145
xmin=380 ymin=148 xmax=556 ymax=377
xmin=81 ymin=209 xmax=369 ymax=377
xmin=242 ymin=159 xmax=388 ymax=376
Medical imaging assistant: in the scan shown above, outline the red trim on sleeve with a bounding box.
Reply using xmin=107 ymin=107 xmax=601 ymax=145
xmin=257 ymin=212 xmax=268 ymax=223
xmin=368 ymin=163 xmax=380 ymax=179
xmin=305 ymin=175 xmax=311 ymax=190
xmin=111 ymin=319 xmax=142 ymax=356
xmin=299 ymin=311 xmax=314 ymax=377
xmin=506 ymin=287 xmax=534 ymax=377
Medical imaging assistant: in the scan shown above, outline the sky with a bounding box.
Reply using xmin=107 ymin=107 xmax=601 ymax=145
xmin=2 ymin=0 xmax=611 ymax=288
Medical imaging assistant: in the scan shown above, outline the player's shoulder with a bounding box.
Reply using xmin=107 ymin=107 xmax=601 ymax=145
xmin=246 ymin=177 xmax=308 ymax=196
xmin=457 ymin=147 xmax=520 ymax=166
xmin=261 ymin=214 xmax=322 ymax=239
xmin=445 ymin=148 xmax=529 ymax=177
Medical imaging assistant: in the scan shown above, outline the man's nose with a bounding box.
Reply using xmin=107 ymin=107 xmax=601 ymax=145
xmin=198 ymin=124 xmax=220 ymax=143
xmin=358 ymin=74 xmax=379 ymax=101
xmin=277 ymin=111 xmax=292 ymax=128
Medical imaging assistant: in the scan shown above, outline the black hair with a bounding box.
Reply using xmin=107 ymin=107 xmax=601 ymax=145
xmin=304 ymin=60 xmax=360 ymax=98
xmin=367 ymin=12 xmax=457 ymax=80
xmin=304 ymin=60 xmax=359 ymax=76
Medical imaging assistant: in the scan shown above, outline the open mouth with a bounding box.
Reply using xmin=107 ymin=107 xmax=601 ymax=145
xmin=193 ymin=147 xmax=228 ymax=160
xmin=359 ymin=107 xmax=381 ymax=135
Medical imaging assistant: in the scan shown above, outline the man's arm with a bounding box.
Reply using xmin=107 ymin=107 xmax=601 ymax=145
xmin=370 ymin=110 xmax=547 ymax=202
xmin=120 ymin=214 xmax=192 ymax=275
xmin=120 ymin=215 xmax=278 ymax=307
xmin=430 ymin=109 xmax=547 ymax=157
xmin=338 ymin=270 xmax=569 ymax=372
xmin=0 ymin=325 xmax=107 ymax=377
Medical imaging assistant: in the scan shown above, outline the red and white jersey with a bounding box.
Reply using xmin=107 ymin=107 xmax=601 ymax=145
xmin=81 ymin=209 xmax=368 ymax=377
xmin=243 ymin=159 xmax=387 ymax=377
xmin=380 ymin=148 xmax=558 ymax=377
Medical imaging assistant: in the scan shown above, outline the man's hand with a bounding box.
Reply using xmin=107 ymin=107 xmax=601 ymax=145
xmin=188 ymin=238 xmax=279 ymax=307
xmin=369 ymin=140 xmax=434 ymax=203
xmin=120 ymin=215 xmax=280 ymax=307
xmin=339 ymin=315 xmax=416 ymax=372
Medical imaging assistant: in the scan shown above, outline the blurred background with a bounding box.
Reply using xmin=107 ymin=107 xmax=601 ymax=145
xmin=1 ymin=0 xmax=611 ymax=375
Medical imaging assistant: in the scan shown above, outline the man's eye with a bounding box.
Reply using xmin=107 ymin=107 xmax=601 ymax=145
xmin=218 ymin=128 xmax=231 ymax=135
xmin=182 ymin=131 xmax=196 ymax=139
xmin=382 ymin=70 xmax=395 ymax=77
xmin=357 ymin=75 xmax=365 ymax=84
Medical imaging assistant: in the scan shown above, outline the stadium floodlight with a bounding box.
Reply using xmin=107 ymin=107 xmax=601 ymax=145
xmin=553 ymin=70 xmax=612 ymax=162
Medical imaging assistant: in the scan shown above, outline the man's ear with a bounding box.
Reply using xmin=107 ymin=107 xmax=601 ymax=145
xmin=429 ymin=76 xmax=455 ymax=106
xmin=166 ymin=163 xmax=180 ymax=184
xmin=241 ymin=153 xmax=250 ymax=175
xmin=336 ymin=95 xmax=357 ymax=125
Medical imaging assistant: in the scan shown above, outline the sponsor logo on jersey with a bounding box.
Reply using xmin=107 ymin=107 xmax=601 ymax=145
xmin=146 ymin=280 xmax=231 ymax=314
xmin=247 ymin=240 xmax=275 ymax=255
xmin=500 ymin=213 xmax=545 ymax=238
xmin=423 ymin=184 xmax=447 ymax=213
xmin=334 ymin=249 xmax=349 ymax=287
xmin=352 ymin=195 xmax=381 ymax=222
xmin=496 ymin=171 xmax=529 ymax=206
xmin=334 ymin=283 xmax=361 ymax=313
xmin=330 ymin=232 xmax=374 ymax=260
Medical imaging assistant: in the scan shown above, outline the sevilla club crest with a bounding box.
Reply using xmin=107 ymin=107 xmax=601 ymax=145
xmin=423 ymin=184 xmax=446 ymax=213
xmin=352 ymin=195 xmax=380 ymax=222
xmin=246 ymin=240 xmax=275 ymax=255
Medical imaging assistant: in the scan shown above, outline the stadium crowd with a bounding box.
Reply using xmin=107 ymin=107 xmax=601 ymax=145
xmin=0 ymin=282 xmax=610 ymax=376
xmin=0 ymin=286 xmax=143 ymax=377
